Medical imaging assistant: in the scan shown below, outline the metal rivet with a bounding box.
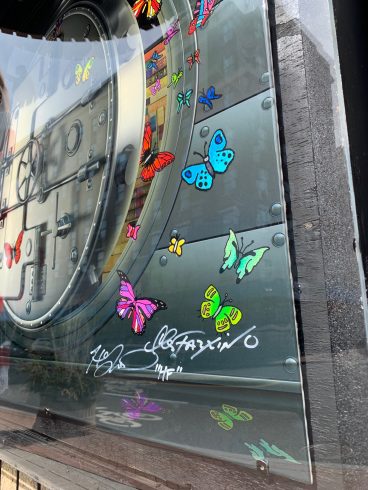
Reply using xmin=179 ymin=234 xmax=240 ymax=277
xmin=70 ymin=247 xmax=78 ymax=263
xmin=26 ymin=239 xmax=32 ymax=257
xmin=170 ymin=353 xmax=177 ymax=360
xmin=170 ymin=229 xmax=178 ymax=238
xmin=98 ymin=111 xmax=107 ymax=126
xmin=260 ymin=72 xmax=270 ymax=84
xmin=262 ymin=97 xmax=273 ymax=110
xmin=160 ymin=255 xmax=168 ymax=266
xmin=88 ymin=148 xmax=93 ymax=159
xmin=284 ymin=357 xmax=298 ymax=373
xmin=272 ymin=233 xmax=285 ymax=247
xmin=270 ymin=202 xmax=282 ymax=217
xmin=26 ymin=301 xmax=32 ymax=314
xmin=200 ymin=126 xmax=210 ymax=138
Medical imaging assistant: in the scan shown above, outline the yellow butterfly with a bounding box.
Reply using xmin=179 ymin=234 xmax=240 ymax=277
xmin=168 ymin=69 xmax=183 ymax=88
xmin=168 ymin=234 xmax=185 ymax=257
xmin=75 ymin=57 xmax=95 ymax=85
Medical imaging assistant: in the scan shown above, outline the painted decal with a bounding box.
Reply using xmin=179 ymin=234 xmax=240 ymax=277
xmin=155 ymin=363 xmax=183 ymax=381
xmin=146 ymin=50 xmax=162 ymax=77
xmin=187 ymin=49 xmax=200 ymax=70
xmin=126 ymin=222 xmax=141 ymax=241
xmin=132 ymin=0 xmax=162 ymax=19
xmin=177 ymin=89 xmax=193 ymax=113
xmin=244 ymin=439 xmax=301 ymax=464
xmin=140 ymin=122 xmax=175 ymax=182
xmin=4 ymin=230 xmax=24 ymax=269
xmin=168 ymin=69 xmax=183 ymax=88
xmin=116 ymin=270 xmax=167 ymax=335
xmin=181 ymin=129 xmax=235 ymax=191
xmin=188 ymin=0 xmax=223 ymax=35
xmin=164 ymin=18 xmax=180 ymax=44
xmin=200 ymin=285 xmax=242 ymax=334
xmin=198 ymin=85 xmax=222 ymax=111
xmin=121 ymin=392 xmax=162 ymax=419
xmin=220 ymin=230 xmax=270 ymax=284
xmin=168 ymin=233 xmax=186 ymax=257
xmin=150 ymin=77 xmax=161 ymax=96
xmin=75 ymin=57 xmax=94 ymax=85
xmin=210 ymin=404 xmax=253 ymax=430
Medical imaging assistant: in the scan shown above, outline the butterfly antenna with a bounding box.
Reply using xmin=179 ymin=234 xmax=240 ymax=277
xmin=242 ymin=239 xmax=255 ymax=255
xmin=203 ymin=141 xmax=208 ymax=155
xmin=193 ymin=150 xmax=205 ymax=159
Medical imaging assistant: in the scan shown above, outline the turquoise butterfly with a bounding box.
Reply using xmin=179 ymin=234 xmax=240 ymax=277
xmin=177 ymin=89 xmax=193 ymax=113
xmin=200 ymin=284 xmax=242 ymax=334
xmin=220 ymin=229 xmax=269 ymax=284
xmin=181 ymin=129 xmax=235 ymax=191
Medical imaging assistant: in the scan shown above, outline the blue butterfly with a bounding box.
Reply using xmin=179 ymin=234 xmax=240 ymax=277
xmin=146 ymin=51 xmax=162 ymax=76
xmin=181 ymin=130 xmax=235 ymax=191
xmin=198 ymin=86 xmax=222 ymax=111
xmin=177 ymin=89 xmax=193 ymax=113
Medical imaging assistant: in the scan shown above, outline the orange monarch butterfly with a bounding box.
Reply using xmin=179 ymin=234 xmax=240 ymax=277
xmin=132 ymin=0 xmax=162 ymax=19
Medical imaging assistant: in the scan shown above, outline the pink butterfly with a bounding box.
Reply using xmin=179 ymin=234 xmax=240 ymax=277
xmin=116 ymin=271 xmax=167 ymax=335
xmin=164 ymin=18 xmax=180 ymax=45
xmin=121 ymin=392 xmax=162 ymax=420
xmin=126 ymin=222 xmax=140 ymax=240
xmin=150 ymin=78 xmax=161 ymax=96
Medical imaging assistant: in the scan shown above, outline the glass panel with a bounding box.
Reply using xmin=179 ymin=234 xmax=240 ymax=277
xmin=0 ymin=0 xmax=312 ymax=485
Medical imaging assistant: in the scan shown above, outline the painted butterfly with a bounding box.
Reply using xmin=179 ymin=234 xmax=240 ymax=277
xmin=177 ymin=89 xmax=193 ymax=113
xmin=75 ymin=57 xmax=94 ymax=85
xmin=210 ymin=404 xmax=253 ymax=431
xmin=187 ymin=49 xmax=200 ymax=70
xmin=4 ymin=230 xmax=24 ymax=269
xmin=150 ymin=78 xmax=161 ymax=96
xmin=188 ymin=0 xmax=223 ymax=35
xmin=140 ymin=122 xmax=175 ymax=182
xmin=126 ymin=222 xmax=141 ymax=241
xmin=132 ymin=0 xmax=161 ymax=19
xmin=168 ymin=233 xmax=185 ymax=257
xmin=122 ymin=392 xmax=162 ymax=420
xmin=168 ymin=69 xmax=183 ymax=89
xmin=146 ymin=50 xmax=162 ymax=75
xmin=200 ymin=285 xmax=242 ymax=334
xmin=116 ymin=271 xmax=167 ymax=335
xmin=181 ymin=129 xmax=235 ymax=191
xmin=198 ymin=85 xmax=222 ymax=111
xmin=164 ymin=18 xmax=180 ymax=44
xmin=220 ymin=230 xmax=269 ymax=284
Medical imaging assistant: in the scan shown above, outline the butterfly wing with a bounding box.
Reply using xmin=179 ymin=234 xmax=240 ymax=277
xmin=146 ymin=0 xmax=162 ymax=18
xmin=141 ymin=151 xmax=175 ymax=182
xmin=208 ymin=129 xmax=235 ymax=174
xmin=82 ymin=57 xmax=94 ymax=82
xmin=220 ymin=229 xmax=239 ymax=273
xmin=215 ymin=305 xmax=242 ymax=333
xmin=207 ymin=85 xmax=222 ymax=100
xmin=176 ymin=238 xmax=185 ymax=257
xmin=187 ymin=55 xmax=194 ymax=69
xmin=210 ymin=410 xmax=233 ymax=430
xmin=181 ymin=163 xmax=214 ymax=191
xmin=75 ymin=64 xmax=83 ymax=85
xmin=132 ymin=225 xmax=141 ymax=240
xmin=140 ymin=122 xmax=153 ymax=162
xmin=222 ymin=404 xmax=253 ymax=422
xmin=201 ymin=284 xmax=221 ymax=319
xmin=122 ymin=398 xmax=141 ymax=420
xmin=132 ymin=297 xmax=167 ymax=335
xmin=236 ymin=247 xmax=270 ymax=283
xmin=116 ymin=271 xmax=136 ymax=319
xmin=126 ymin=224 xmax=133 ymax=239
xmin=177 ymin=92 xmax=184 ymax=112
xmin=184 ymin=89 xmax=193 ymax=107
xmin=168 ymin=237 xmax=177 ymax=254
xmin=198 ymin=94 xmax=212 ymax=110
xmin=4 ymin=243 xmax=12 ymax=269
xmin=14 ymin=230 xmax=24 ymax=264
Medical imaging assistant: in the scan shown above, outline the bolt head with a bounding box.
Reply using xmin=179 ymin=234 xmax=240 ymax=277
xmin=200 ymin=126 xmax=210 ymax=138
xmin=272 ymin=233 xmax=285 ymax=247
xmin=270 ymin=202 xmax=282 ymax=217
xmin=262 ymin=97 xmax=273 ymax=110
xmin=160 ymin=255 xmax=168 ymax=266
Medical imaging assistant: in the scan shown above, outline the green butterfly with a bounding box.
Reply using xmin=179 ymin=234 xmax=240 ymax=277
xmin=200 ymin=284 xmax=242 ymax=333
xmin=220 ymin=229 xmax=270 ymax=284
xmin=210 ymin=404 xmax=253 ymax=431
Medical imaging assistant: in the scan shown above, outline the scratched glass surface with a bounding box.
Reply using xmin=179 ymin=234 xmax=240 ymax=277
xmin=0 ymin=0 xmax=313 ymax=486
